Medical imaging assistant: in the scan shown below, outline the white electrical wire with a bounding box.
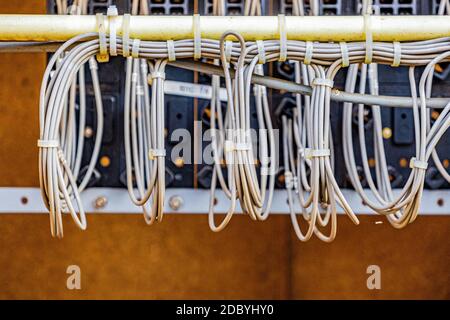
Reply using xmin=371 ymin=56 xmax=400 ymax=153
xmin=38 ymin=0 xmax=103 ymax=237
xmin=33 ymin=2 xmax=450 ymax=238
xmin=208 ymin=0 xmax=276 ymax=231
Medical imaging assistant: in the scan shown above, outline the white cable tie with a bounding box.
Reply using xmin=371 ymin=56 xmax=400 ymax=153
xmin=57 ymin=150 xmax=67 ymax=165
xmin=304 ymin=41 xmax=313 ymax=65
xmin=131 ymin=72 xmax=138 ymax=83
xmin=131 ymin=39 xmax=141 ymax=58
xmin=107 ymin=5 xmax=118 ymax=57
xmin=298 ymin=148 xmax=305 ymax=158
xmin=225 ymin=40 xmax=233 ymax=63
xmin=409 ymin=157 xmax=428 ymax=170
xmin=149 ymin=149 xmax=166 ymax=160
xmin=392 ymin=41 xmax=401 ymax=67
xmin=193 ymin=14 xmax=201 ymax=60
xmin=224 ymin=140 xmax=234 ymax=153
xmin=234 ymin=142 xmax=251 ymax=151
xmin=256 ymin=40 xmax=266 ymax=64
xmin=224 ymin=140 xmax=251 ymax=152
xmin=89 ymin=58 xmax=98 ymax=70
xmin=167 ymin=40 xmax=176 ymax=62
xmin=96 ymin=13 xmax=109 ymax=62
xmin=364 ymin=13 xmax=373 ymax=64
xmin=285 ymin=171 xmax=294 ymax=190
xmin=136 ymin=85 xmax=144 ymax=96
xmin=293 ymin=176 xmax=299 ymax=193
xmin=311 ymin=78 xmax=334 ymax=88
xmin=37 ymin=139 xmax=59 ymax=148
xmin=304 ymin=148 xmax=331 ymax=159
xmin=151 ymin=71 xmax=166 ymax=80
xmin=339 ymin=41 xmax=349 ymax=67
xmin=122 ymin=13 xmax=131 ymax=57
xmin=278 ymin=14 xmax=287 ymax=62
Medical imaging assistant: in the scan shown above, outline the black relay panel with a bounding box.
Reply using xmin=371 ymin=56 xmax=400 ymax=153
xmin=47 ymin=0 xmax=450 ymax=190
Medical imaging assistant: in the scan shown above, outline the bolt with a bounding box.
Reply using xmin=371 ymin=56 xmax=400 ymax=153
xmin=169 ymin=195 xmax=183 ymax=211
xmin=382 ymin=127 xmax=392 ymax=139
xmin=84 ymin=126 xmax=94 ymax=138
xmin=100 ymin=156 xmax=111 ymax=168
xmin=94 ymin=196 xmax=108 ymax=209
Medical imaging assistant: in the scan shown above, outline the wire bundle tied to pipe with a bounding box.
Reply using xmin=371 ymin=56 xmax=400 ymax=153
xmin=35 ymin=1 xmax=450 ymax=239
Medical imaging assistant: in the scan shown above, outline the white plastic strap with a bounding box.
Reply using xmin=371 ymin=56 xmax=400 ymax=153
xmin=311 ymin=78 xmax=334 ymax=88
xmin=284 ymin=171 xmax=294 ymax=190
xmin=89 ymin=58 xmax=98 ymax=70
xmin=410 ymin=157 xmax=428 ymax=170
xmin=122 ymin=14 xmax=131 ymax=57
xmin=151 ymin=71 xmax=166 ymax=80
xmin=137 ymin=85 xmax=144 ymax=96
xmin=57 ymin=150 xmax=67 ymax=164
xmin=304 ymin=148 xmax=331 ymax=159
xmin=224 ymin=140 xmax=251 ymax=153
xmin=107 ymin=6 xmax=118 ymax=56
xmin=304 ymin=41 xmax=313 ymax=65
xmin=339 ymin=41 xmax=349 ymax=67
xmin=96 ymin=13 xmax=108 ymax=60
xmin=37 ymin=139 xmax=59 ymax=148
xmin=132 ymin=39 xmax=141 ymax=58
xmin=392 ymin=41 xmax=401 ymax=67
xmin=167 ymin=40 xmax=176 ymax=62
xmin=131 ymin=71 xmax=138 ymax=83
xmin=235 ymin=142 xmax=251 ymax=151
xmin=278 ymin=14 xmax=287 ymax=62
xmin=256 ymin=40 xmax=266 ymax=64
xmin=149 ymin=149 xmax=166 ymax=160
xmin=364 ymin=14 xmax=373 ymax=64
xmin=193 ymin=14 xmax=201 ymax=60
xmin=225 ymin=41 xmax=233 ymax=62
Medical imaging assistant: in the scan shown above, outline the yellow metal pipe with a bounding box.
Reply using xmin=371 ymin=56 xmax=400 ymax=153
xmin=0 ymin=14 xmax=450 ymax=42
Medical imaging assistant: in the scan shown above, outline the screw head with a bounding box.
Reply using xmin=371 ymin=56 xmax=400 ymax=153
xmin=169 ymin=195 xmax=183 ymax=211
xmin=84 ymin=126 xmax=94 ymax=138
xmin=94 ymin=196 xmax=108 ymax=209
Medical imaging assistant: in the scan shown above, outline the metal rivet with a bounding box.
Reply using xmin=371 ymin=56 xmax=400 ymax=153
xmin=100 ymin=156 xmax=111 ymax=168
xmin=84 ymin=126 xmax=94 ymax=138
xmin=399 ymin=157 xmax=408 ymax=168
xmin=94 ymin=196 xmax=108 ymax=209
xmin=169 ymin=195 xmax=183 ymax=211
xmin=382 ymin=127 xmax=392 ymax=139
xmin=174 ymin=157 xmax=184 ymax=168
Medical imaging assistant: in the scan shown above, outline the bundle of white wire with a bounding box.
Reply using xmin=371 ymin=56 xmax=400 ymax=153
xmin=38 ymin=0 xmax=103 ymax=237
xmin=34 ymin=0 xmax=450 ymax=238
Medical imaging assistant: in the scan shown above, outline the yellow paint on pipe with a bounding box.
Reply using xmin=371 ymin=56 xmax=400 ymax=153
xmin=0 ymin=15 xmax=449 ymax=42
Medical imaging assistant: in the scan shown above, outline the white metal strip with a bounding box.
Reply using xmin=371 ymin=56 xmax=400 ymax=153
xmin=0 ymin=187 xmax=447 ymax=215
xmin=164 ymin=80 xmax=227 ymax=101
